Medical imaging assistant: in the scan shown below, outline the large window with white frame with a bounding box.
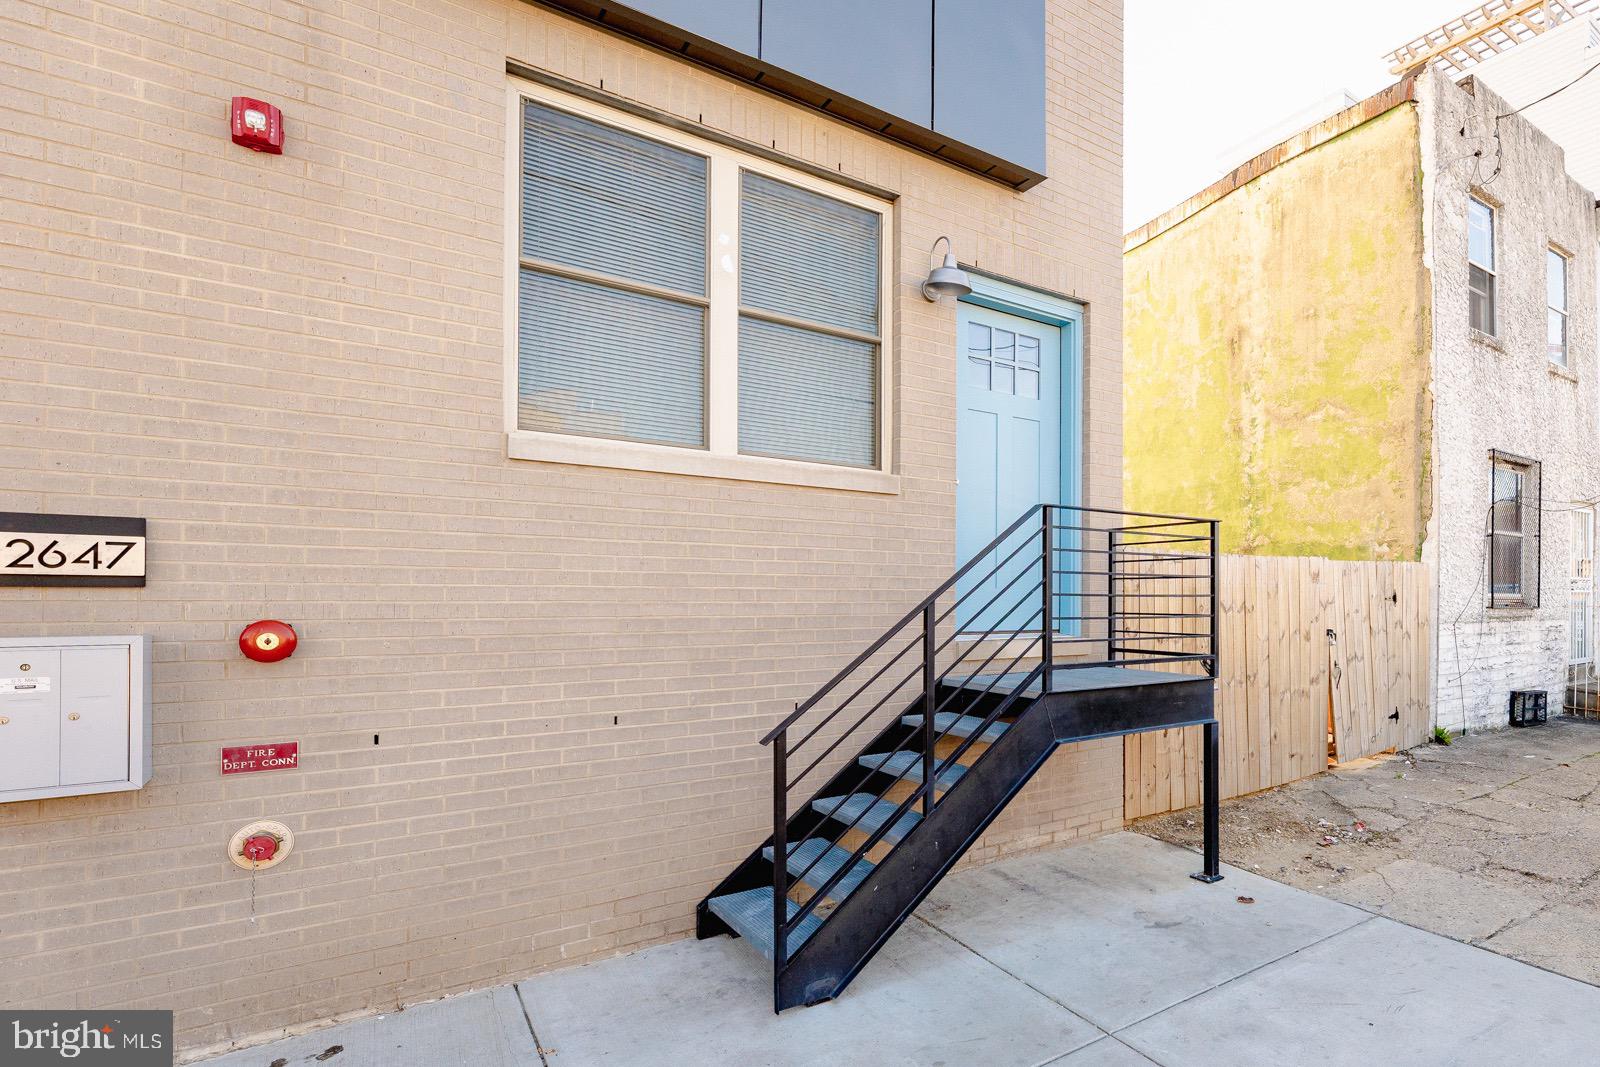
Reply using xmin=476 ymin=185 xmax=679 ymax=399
xmin=507 ymin=81 xmax=894 ymax=491
xmin=1548 ymin=247 xmax=1569 ymax=366
xmin=1468 ymin=196 xmax=1497 ymax=336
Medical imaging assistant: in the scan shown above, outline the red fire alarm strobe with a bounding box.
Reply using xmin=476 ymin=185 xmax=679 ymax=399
xmin=231 ymin=96 xmax=284 ymax=154
xmin=240 ymin=620 xmax=297 ymax=662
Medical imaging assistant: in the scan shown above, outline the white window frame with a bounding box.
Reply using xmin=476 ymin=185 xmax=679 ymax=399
xmin=1548 ymin=245 xmax=1570 ymax=367
xmin=1490 ymin=453 xmax=1540 ymax=608
xmin=503 ymin=76 xmax=898 ymax=495
xmin=1468 ymin=195 xmax=1497 ymax=338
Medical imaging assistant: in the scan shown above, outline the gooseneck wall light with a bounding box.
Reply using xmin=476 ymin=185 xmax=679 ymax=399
xmin=921 ymin=235 xmax=974 ymax=302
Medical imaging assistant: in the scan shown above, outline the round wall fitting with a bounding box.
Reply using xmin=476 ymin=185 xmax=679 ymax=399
xmin=228 ymin=820 xmax=294 ymax=871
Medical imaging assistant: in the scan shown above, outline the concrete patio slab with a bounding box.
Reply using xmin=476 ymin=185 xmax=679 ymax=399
xmin=196 ymin=829 xmax=1600 ymax=1067
xmin=202 ymin=986 xmax=539 ymax=1067
xmin=915 ymin=831 xmax=1368 ymax=1031
xmin=516 ymin=912 xmax=1101 ymax=1067
xmin=1118 ymin=915 xmax=1600 ymax=1067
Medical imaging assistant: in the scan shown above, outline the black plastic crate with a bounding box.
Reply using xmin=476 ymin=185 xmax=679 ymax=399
xmin=1509 ymin=689 xmax=1548 ymax=727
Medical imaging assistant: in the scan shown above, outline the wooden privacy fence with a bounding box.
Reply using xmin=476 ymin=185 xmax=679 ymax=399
xmin=1120 ymin=555 xmax=1431 ymax=820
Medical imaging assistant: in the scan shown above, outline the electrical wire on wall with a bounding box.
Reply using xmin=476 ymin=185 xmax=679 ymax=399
xmin=1473 ymin=58 xmax=1600 ymax=187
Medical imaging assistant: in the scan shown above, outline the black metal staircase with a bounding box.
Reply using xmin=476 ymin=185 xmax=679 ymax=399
xmin=695 ymin=504 xmax=1222 ymax=1011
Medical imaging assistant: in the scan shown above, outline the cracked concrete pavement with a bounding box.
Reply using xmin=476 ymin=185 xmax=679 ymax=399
xmin=1134 ymin=716 xmax=1600 ymax=985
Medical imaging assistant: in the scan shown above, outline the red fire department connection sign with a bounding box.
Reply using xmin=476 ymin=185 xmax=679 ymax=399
xmin=221 ymin=741 xmax=299 ymax=775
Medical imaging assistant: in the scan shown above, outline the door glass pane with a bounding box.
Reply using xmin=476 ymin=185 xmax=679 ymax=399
xmin=1018 ymin=368 xmax=1040 ymax=399
xmin=993 ymin=363 xmax=1015 ymax=395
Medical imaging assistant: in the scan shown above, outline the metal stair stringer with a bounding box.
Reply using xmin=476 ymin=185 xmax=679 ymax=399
xmin=774 ymin=673 xmax=1057 ymax=1009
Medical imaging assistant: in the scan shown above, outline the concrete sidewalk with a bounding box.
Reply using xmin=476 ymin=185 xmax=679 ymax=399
xmin=201 ymin=833 xmax=1600 ymax=1066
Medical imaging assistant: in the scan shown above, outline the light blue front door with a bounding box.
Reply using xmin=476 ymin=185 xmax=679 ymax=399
xmin=956 ymin=303 xmax=1065 ymax=635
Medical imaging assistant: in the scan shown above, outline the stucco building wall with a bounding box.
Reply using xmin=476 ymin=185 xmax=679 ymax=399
xmin=1420 ymin=73 xmax=1600 ymax=732
xmin=1123 ymin=103 xmax=1433 ymax=560
xmin=0 ymin=0 xmax=1127 ymax=1056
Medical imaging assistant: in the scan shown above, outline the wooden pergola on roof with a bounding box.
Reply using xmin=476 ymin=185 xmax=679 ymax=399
xmin=1386 ymin=0 xmax=1599 ymax=75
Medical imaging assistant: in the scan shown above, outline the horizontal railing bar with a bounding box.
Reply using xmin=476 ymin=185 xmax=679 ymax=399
xmin=1047 ymin=503 xmax=1215 ymax=524
xmin=1053 ymin=590 xmax=1215 ymax=600
xmin=789 ymin=630 xmax=923 ymax=753
xmin=932 ymin=576 xmax=1045 ymax=663
xmin=1048 ymin=611 xmax=1212 ymax=621
xmin=1049 ymin=523 xmax=1207 ymax=539
xmin=1055 ymin=653 xmax=1212 ymax=669
xmin=1051 ymin=569 xmax=1212 ymax=580
xmin=1111 ymin=629 xmax=1208 ymax=640
xmin=933 ymin=611 xmax=1045 ymax=719
xmin=932 ymin=532 xmax=1046 ymax=630
xmin=764 ymin=506 xmax=1046 ymax=743
xmin=788 ymin=662 xmax=922 ymax=789
xmin=1107 ymin=517 xmax=1210 ymax=533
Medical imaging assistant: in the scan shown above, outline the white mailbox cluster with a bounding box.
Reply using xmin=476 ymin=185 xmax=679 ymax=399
xmin=0 ymin=635 xmax=151 ymax=803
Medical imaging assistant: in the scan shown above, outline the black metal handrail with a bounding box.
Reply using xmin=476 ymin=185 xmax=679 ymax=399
xmin=761 ymin=504 xmax=1219 ymax=977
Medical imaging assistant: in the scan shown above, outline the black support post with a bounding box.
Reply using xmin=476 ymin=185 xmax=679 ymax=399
xmin=922 ymin=602 xmax=936 ymax=815
xmin=1191 ymin=718 xmax=1223 ymax=883
xmin=1041 ymin=506 xmax=1054 ymax=691
xmin=772 ymin=728 xmax=789 ymax=1008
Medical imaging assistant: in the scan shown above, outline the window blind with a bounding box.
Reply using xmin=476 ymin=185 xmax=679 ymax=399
xmin=738 ymin=318 xmax=876 ymax=467
xmin=738 ymin=172 xmax=880 ymax=467
xmin=518 ymin=102 xmax=709 ymax=447
xmin=739 ymin=172 xmax=879 ymax=333
xmin=522 ymin=102 xmax=707 ymax=296
xmin=518 ymin=267 xmax=705 ymax=448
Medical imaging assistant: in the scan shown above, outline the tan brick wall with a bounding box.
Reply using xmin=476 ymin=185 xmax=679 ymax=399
xmin=0 ymin=0 xmax=1124 ymax=1055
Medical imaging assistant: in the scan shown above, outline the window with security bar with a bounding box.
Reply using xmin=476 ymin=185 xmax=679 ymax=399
xmin=1489 ymin=452 xmax=1540 ymax=608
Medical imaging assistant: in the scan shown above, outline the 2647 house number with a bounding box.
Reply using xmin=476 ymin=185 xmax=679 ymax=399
xmin=0 ymin=513 xmax=147 ymax=587
xmin=5 ymin=536 xmax=140 ymax=573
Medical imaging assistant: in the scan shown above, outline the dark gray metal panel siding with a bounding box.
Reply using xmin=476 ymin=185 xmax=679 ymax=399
xmin=934 ymin=0 xmax=1047 ymax=175
xmin=761 ymin=0 xmax=933 ymax=128
xmin=623 ymin=0 xmax=760 ymax=55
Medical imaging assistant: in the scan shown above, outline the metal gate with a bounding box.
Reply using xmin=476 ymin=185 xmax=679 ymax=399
xmin=1566 ymin=507 xmax=1596 ymax=718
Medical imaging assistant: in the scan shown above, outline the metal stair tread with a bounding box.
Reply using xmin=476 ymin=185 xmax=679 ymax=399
xmin=901 ymin=712 xmax=1011 ymax=744
xmin=811 ymin=793 xmax=922 ymax=844
xmin=762 ymin=839 xmax=876 ymax=901
xmin=706 ymin=887 xmax=823 ymax=961
xmin=858 ymin=749 xmax=971 ymax=787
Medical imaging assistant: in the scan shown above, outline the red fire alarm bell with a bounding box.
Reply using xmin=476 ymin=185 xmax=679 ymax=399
xmin=230 ymin=96 xmax=284 ymax=154
xmin=239 ymin=620 xmax=297 ymax=663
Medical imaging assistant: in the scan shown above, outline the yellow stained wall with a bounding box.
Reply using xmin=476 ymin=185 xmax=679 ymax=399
xmin=1124 ymin=105 xmax=1431 ymax=560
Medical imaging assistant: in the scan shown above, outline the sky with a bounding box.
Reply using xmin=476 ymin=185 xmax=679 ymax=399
xmin=1124 ymin=0 xmax=1478 ymax=229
